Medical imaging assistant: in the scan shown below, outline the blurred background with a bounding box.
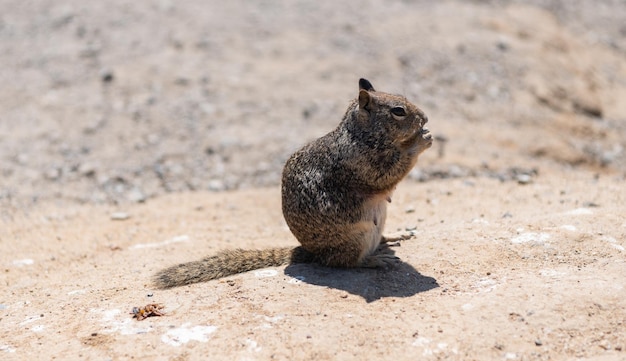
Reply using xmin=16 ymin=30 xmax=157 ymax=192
xmin=1 ymin=0 xmax=624 ymax=206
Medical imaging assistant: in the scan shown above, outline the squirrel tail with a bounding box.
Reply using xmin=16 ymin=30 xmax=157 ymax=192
xmin=153 ymin=246 xmax=315 ymax=289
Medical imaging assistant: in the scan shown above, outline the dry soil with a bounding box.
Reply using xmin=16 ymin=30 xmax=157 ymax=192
xmin=1 ymin=1 xmax=625 ymax=360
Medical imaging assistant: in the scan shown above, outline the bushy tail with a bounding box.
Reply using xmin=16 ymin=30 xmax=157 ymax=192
xmin=153 ymin=246 xmax=315 ymax=289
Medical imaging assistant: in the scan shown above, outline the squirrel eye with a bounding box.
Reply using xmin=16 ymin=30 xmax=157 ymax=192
xmin=390 ymin=107 xmax=407 ymax=117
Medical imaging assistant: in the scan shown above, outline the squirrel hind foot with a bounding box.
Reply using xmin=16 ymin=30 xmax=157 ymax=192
xmin=381 ymin=231 xmax=416 ymax=243
xmin=359 ymin=253 xmax=400 ymax=268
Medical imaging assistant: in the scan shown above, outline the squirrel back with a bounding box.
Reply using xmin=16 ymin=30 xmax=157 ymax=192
xmin=153 ymin=78 xmax=432 ymax=289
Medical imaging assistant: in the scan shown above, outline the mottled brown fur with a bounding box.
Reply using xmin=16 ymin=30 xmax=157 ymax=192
xmin=153 ymin=79 xmax=432 ymax=289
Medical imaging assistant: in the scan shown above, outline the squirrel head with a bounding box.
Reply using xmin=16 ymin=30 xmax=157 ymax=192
xmin=355 ymin=79 xmax=428 ymax=150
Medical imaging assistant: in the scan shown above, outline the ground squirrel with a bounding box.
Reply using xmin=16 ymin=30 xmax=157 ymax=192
xmin=154 ymin=78 xmax=433 ymax=288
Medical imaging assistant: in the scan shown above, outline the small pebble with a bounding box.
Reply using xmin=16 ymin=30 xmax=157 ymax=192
xmin=405 ymin=206 xmax=415 ymax=214
xmin=44 ymin=168 xmax=61 ymax=180
xmin=110 ymin=212 xmax=130 ymax=221
xmin=78 ymin=162 xmax=97 ymax=177
xmin=100 ymin=68 xmax=114 ymax=83
xmin=598 ymin=340 xmax=612 ymax=350
xmin=127 ymin=188 xmax=146 ymax=203
xmin=535 ymin=339 xmax=542 ymax=346
xmin=174 ymin=77 xmax=190 ymax=86
xmin=207 ymin=179 xmax=225 ymax=191
xmin=496 ymin=40 xmax=510 ymax=51
xmin=516 ymin=174 xmax=532 ymax=184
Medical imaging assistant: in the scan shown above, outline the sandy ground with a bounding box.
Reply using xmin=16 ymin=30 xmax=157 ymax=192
xmin=1 ymin=1 xmax=626 ymax=360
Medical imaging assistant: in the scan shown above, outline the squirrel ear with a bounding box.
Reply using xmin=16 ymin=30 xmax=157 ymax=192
xmin=358 ymin=89 xmax=371 ymax=109
xmin=359 ymin=78 xmax=375 ymax=91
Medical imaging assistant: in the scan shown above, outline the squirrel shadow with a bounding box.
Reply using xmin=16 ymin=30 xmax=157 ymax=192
xmin=284 ymin=260 xmax=439 ymax=303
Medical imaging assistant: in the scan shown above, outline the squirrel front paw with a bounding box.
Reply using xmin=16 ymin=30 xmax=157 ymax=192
xmin=413 ymin=127 xmax=433 ymax=154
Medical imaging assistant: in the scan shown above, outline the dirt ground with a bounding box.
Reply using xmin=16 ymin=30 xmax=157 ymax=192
xmin=1 ymin=1 xmax=625 ymax=360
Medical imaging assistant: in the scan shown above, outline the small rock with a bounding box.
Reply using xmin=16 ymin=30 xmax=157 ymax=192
xmin=83 ymin=118 xmax=106 ymax=134
xmin=44 ymin=168 xmax=61 ymax=180
xmin=174 ymin=77 xmax=190 ymax=86
xmin=207 ymin=179 xmax=225 ymax=191
xmin=78 ymin=162 xmax=97 ymax=177
xmin=79 ymin=44 xmax=100 ymax=58
xmin=302 ymin=102 xmax=321 ymax=120
xmin=127 ymin=188 xmax=146 ymax=203
xmin=582 ymin=201 xmax=599 ymax=208
xmin=573 ymin=97 xmax=602 ymax=118
xmin=448 ymin=165 xmax=466 ymax=178
xmin=110 ymin=212 xmax=130 ymax=221
xmin=397 ymin=54 xmax=411 ymax=68
xmin=516 ymin=174 xmax=532 ymax=184
xmin=409 ymin=169 xmax=428 ymax=182
xmin=534 ymin=339 xmax=543 ymax=346
xmin=405 ymin=206 xmax=415 ymax=213
xmin=100 ymin=68 xmax=114 ymax=83
xmin=599 ymin=340 xmax=612 ymax=350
